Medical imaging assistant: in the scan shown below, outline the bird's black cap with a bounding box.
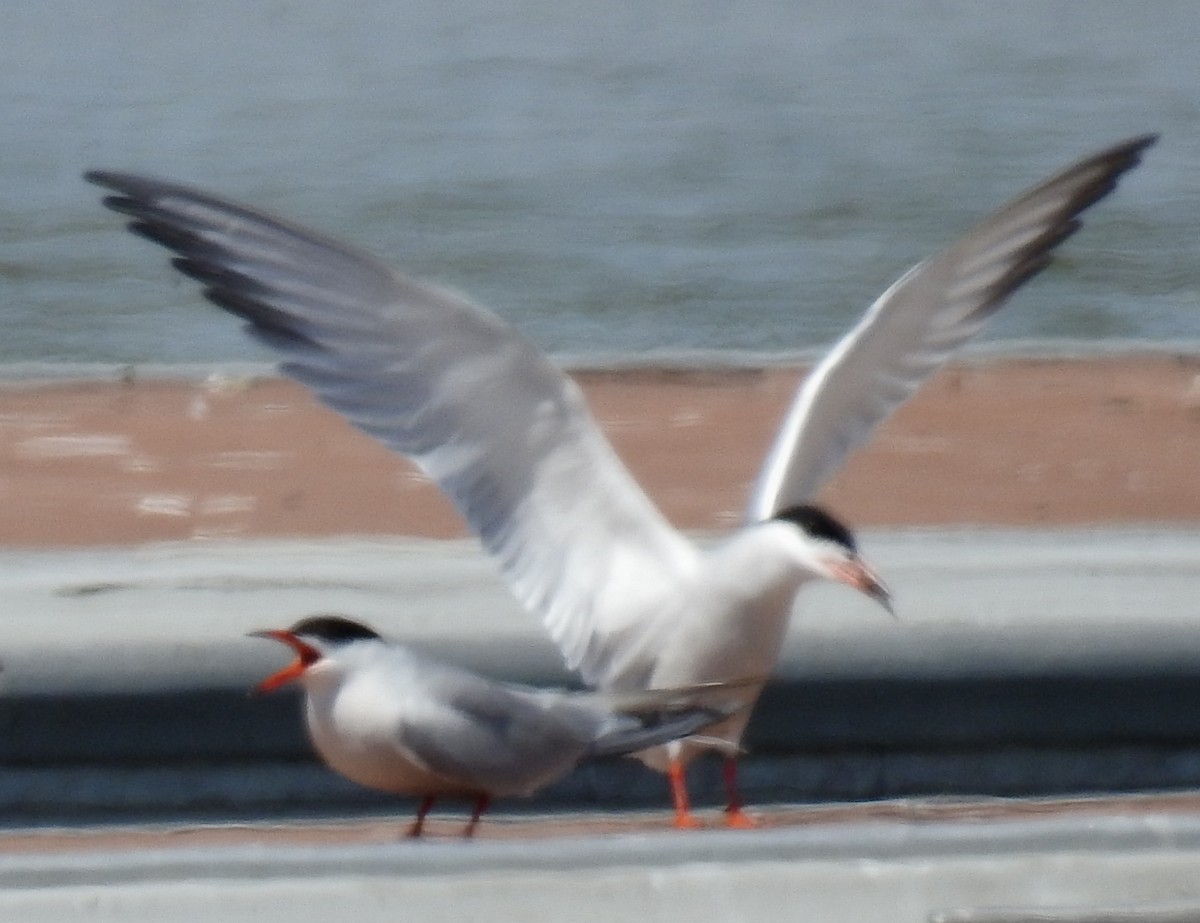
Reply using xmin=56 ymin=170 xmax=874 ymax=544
xmin=772 ymin=504 xmax=858 ymax=552
xmin=289 ymin=614 xmax=382 ymax=644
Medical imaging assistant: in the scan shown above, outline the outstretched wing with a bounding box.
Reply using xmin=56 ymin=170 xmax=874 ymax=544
xmin=748 ymin=134 xmax=1156 ymax=520
xmin=87 ymin=172 xmax=700 ymax=679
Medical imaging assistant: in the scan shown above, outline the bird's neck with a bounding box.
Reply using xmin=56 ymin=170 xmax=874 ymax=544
xmin=708 ymin=521 xmax=821 ymax=604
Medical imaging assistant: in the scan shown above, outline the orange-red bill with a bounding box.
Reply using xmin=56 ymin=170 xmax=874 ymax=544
xmin=829 ymin=558 xmax=895 ymax=617
xmin=248 ymin=629 xmax=322 ymax=694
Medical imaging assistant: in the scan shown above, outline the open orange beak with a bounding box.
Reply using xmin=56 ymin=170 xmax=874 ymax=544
xmin=248 ymin=629 xmax=322 ymax=694
xmin=828 ymin=557 xmax=895 ymax=618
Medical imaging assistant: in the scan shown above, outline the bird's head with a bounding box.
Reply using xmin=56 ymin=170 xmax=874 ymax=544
xmin=248 ymin=614 xmax=382 ymax=694
xmin=772 ymin=504 xmax=894 ymax=616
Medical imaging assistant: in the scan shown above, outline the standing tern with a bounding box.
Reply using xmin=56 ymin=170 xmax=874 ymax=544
xmin=250 ymin=614 xmax=751 ymax=836
xmin=88 ymin=133 xmax=1155 ymax=827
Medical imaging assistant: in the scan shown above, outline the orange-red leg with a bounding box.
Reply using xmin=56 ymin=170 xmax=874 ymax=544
xmin=407 ymin=795 xmax=436 ymax=838
xmin=722 ymin=757 xmax=756 ymax=829
xmin=462 ymin=794 xmax=490 ymax=838
xmin=668 ymin=759 xmax=703 ymax=829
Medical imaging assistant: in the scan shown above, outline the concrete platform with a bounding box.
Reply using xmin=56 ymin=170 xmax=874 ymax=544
xmin=3 ymin=528 xmax=1200 ymax=920
xmin=2 ymin=804 xmax=1200 ymax=922
xmin=3 ymin=527 xmax=1200 ymax=822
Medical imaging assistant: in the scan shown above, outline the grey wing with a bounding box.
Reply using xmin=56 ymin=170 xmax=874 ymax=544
xmin=747 ymin=133 xmax=1156 ymax=521
xmin=86 ymin=172 xmax=701 ymax=681
xmin=397 ymin=679 xmax=594 ymax=797
xmin=399 ymin=678 xmax=747 ymax=794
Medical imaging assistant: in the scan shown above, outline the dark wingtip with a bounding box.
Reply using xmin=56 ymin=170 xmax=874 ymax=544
xmin=961 ymin=134 xmax=1157 ymax=326
xmin=201 ymin=289 xmax=321 ymax=350
xmin=85 ymin=169 xmax=348 ymax=354
xmin=86 ymin=170 xmax=151 ymax=199
xmin=1090 ymin=133 xmax=1158 ymax=178
xmin=1069 ymin=132 xmax=1159 ymax=208
xmin=1123 ymin=132 xmax=1159 ymax=155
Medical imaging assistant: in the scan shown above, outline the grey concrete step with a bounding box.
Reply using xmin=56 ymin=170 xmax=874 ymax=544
xmin=3 ymin=809 xmax=1200 ymax=923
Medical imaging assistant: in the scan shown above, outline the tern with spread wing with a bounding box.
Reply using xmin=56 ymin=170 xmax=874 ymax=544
xmin=89 ymin=133 xmax=1155 ymax=827
xmin=251 ymin=614 xmax=749 ymax=836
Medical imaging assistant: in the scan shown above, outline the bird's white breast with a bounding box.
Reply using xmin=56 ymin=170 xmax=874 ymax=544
xmin=301 ymin=665 xmax=473 ymax=797
xmin=625 ymin=525 xmax=818 ymax=769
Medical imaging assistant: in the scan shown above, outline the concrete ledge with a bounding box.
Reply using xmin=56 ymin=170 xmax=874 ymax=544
xmin=3 ymin=529 xmax=1200 ymax=820
xmin=3 ymin=811 xmax=1200 ymax=922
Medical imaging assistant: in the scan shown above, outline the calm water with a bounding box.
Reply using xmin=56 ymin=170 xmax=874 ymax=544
xmin=2 ymin=0 xmax=1200 ymax=365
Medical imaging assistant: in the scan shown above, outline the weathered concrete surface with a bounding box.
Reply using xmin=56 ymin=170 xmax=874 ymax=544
xmin=2 ymin=805 xmax=1200 ymax=923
